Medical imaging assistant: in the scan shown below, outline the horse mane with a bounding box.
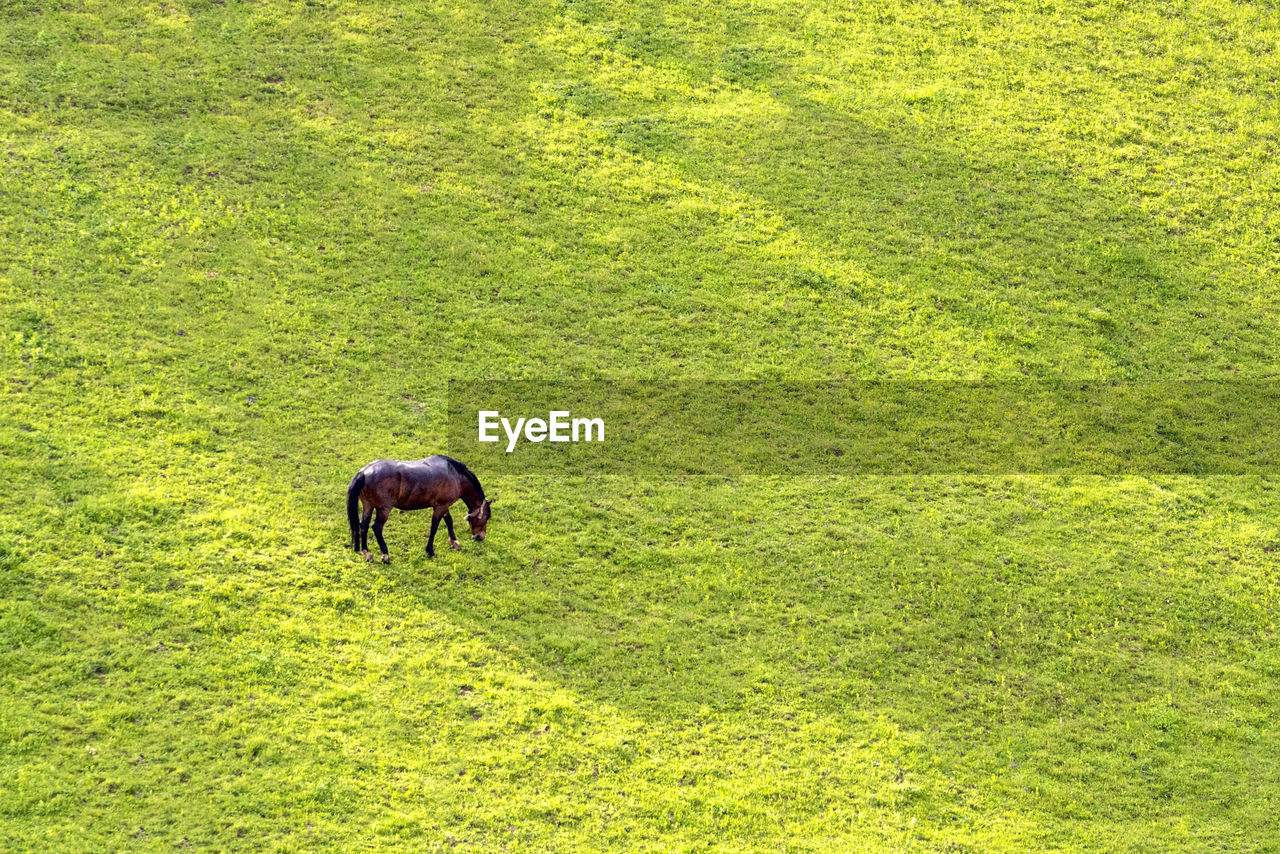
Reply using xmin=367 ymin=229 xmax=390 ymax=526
xmin=444 ymin=456 xmax=485 ymax=501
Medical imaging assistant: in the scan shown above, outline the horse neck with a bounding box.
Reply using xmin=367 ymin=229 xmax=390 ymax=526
xmin=458 ymin=477 xmax=485 ymax=512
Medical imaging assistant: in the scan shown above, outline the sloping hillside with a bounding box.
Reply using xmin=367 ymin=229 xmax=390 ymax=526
xmin=2 ymin=0 xmax=1278 ymax=850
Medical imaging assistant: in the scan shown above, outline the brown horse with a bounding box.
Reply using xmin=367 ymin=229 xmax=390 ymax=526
xmin=346 ymin=455 xmax=493 ymax=563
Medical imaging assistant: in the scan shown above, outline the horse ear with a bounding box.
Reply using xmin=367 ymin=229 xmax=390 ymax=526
xmin=486 ymin=497 xmax=495 ymax=506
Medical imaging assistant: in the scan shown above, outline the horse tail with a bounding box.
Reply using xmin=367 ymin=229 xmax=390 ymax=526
xmin=347 ymin=471 xmax=365 ymax=551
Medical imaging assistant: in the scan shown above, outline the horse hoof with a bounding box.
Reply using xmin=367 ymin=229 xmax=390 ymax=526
xmin=449 ymin=540 xmax=462 ymax=551
xmin=381 ymin=554 xmax=391 ymax=564
xmin=362 ymin=551 xmax=374 ymax=561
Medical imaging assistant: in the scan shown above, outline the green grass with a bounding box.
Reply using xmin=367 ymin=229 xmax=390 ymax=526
xmin=3 ymin=0 xmax=1280 ymax=850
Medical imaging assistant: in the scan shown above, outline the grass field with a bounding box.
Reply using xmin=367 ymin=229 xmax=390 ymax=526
xmin=3 ymin=0 xmax=1280 ymax=850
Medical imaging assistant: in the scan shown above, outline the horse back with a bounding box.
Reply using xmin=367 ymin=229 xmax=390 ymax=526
xmin=358 ymin=457 xmax=460 ymax=511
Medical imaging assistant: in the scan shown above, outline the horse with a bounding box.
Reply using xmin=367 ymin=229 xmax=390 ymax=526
xmin=346 ymin=455 xmax=493 ymax=563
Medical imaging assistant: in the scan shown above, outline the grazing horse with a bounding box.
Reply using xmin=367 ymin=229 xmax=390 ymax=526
xmin=346 ymin=455 xmax=493 ymax=563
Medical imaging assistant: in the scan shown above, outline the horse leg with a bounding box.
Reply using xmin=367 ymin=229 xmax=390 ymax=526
xmin=360 ymin=506 xmax=374 ymax=560
xmin=443 ymin=511 xmax=462 ymax=550
xmin=372 ymin=507 xmax=391 ymax=564
xmin=426 ymin=506 xmax=446 ymax=559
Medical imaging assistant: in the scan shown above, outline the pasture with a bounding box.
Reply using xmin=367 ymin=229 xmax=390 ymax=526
xmin=2 ymin=0 xmax=1279 ymax=849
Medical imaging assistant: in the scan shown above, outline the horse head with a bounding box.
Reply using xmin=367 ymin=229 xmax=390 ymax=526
xmin=464 ymin=498 xmax=494 ymax=541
